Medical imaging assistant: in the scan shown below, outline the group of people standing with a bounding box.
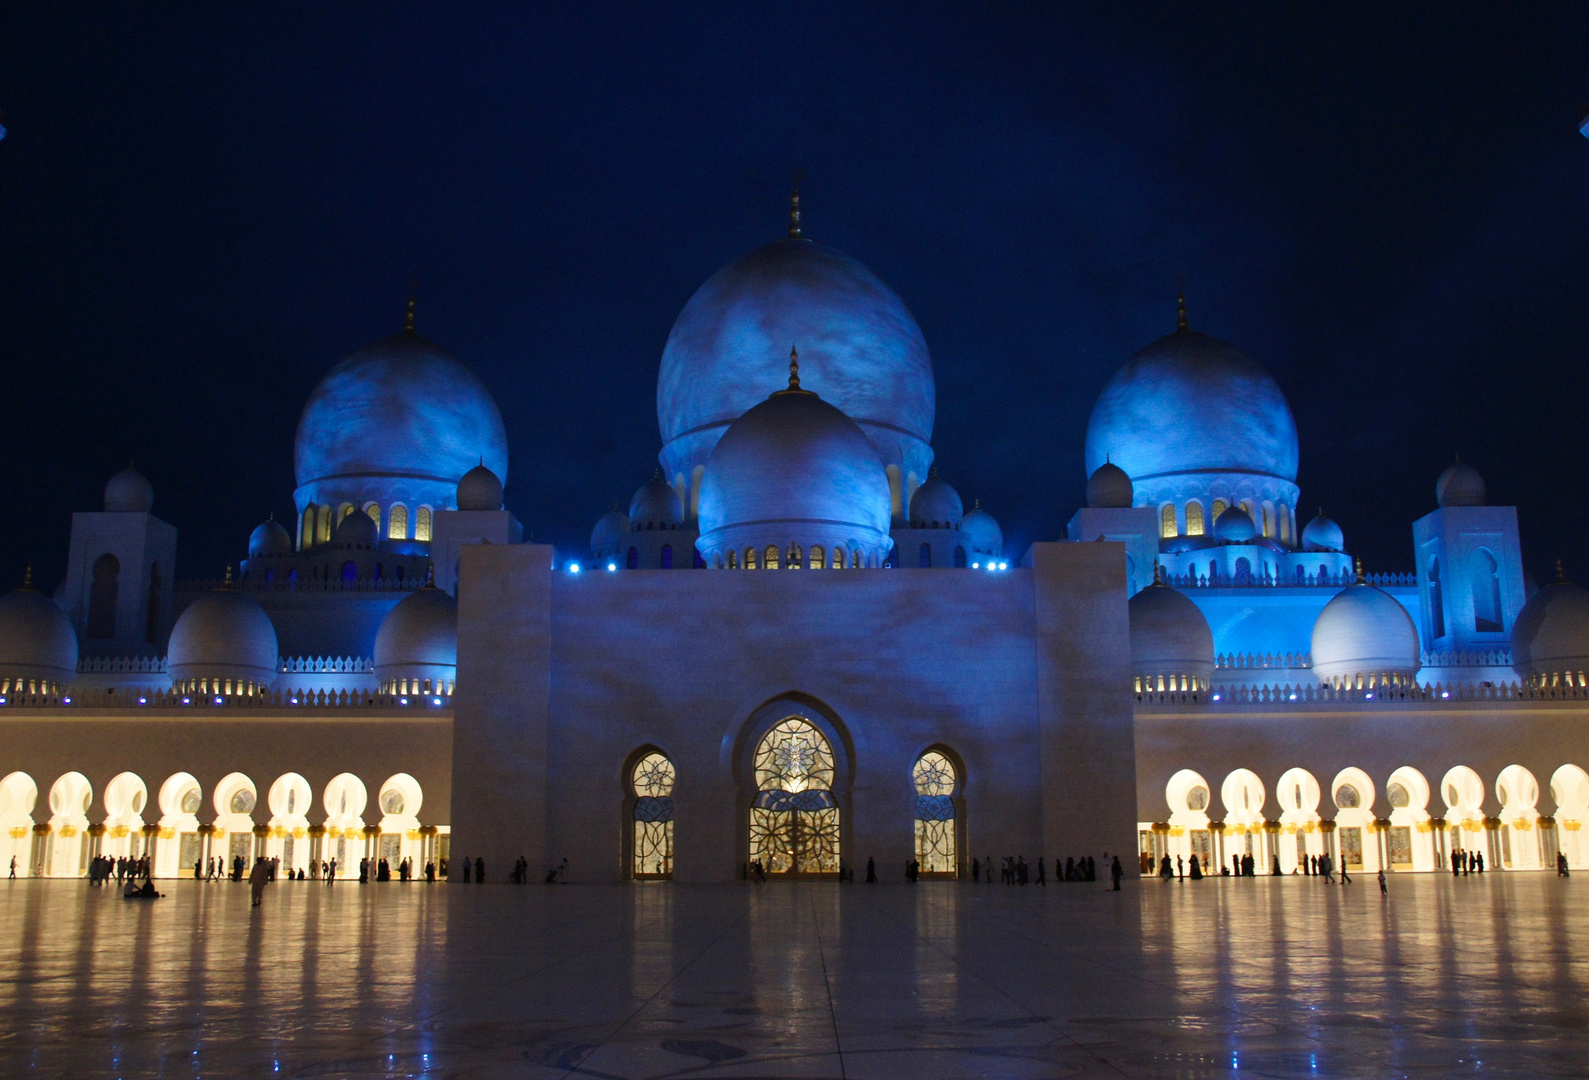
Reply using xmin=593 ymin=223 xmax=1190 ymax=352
xmin=87 ymin=854 xmax=150 ymax=886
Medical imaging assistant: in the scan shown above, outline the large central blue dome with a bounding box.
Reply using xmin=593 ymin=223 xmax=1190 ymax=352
xmin=295 ymin=330 xmax=508 ymax=516
xmin=657 ymin=238 xmax=935 ymax=491
xmin=1084 ymin=329 xmax=1298 ymax=484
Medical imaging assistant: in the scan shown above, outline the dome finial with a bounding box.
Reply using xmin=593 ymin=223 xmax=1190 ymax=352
xmin=1175 ymin=276 xmax=1188 ymax=332
xmin=788 ymin=169 xmax=804 ymax=239
xmin=1557 ymin=558 xmax=1568 ymax=583
xmin=222 ymin=564 xmax=234 ymax=589
xmin=788 ymin=345 xmax=801 ymax=390
xmin=22 ymin=564 xmax=33 ymax=591
xmin=404 ymin=279 xmax=418 ymax=334
xmin=1354 ymin=557 xmax=1365 ymax=585
xmin=1153 ymin=561 xmax=1165 ymax=586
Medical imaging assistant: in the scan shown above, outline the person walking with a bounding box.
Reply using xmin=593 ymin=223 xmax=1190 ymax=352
xmin=866 ymin=856 xmax=876 ymax=883
xmin=1340 ymin=858 xmax=1352 ymax=885
xmin=249 ymin=856 xmax=271 ymax=908
xmin=1035 ymin=857 xmax=1046 ymax=886
xmin=1322 ymin=854 xmax=1335 ymax=883
xmin=1558 ymin=851 xmax=1571 ymax=877
xmin=1110 ymin=855 xmax=1123 ymax=891
xmin=1176 ymin=854 xmax=1184 ymax=880
xmin=1377 ymin=868 xmax=1387 ymax=896
xmin=8 ymin=856 xmax=14 ymax=879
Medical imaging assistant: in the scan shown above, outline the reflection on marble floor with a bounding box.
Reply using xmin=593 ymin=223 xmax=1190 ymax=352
xmin=0 ymin=873 xmax=1586 ymax=1078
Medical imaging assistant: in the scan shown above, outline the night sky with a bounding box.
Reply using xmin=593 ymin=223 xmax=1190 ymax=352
xmin=3 ymin=7 xmax=1589 ymax=592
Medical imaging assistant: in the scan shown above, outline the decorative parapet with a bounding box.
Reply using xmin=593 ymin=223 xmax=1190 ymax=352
xmin=175 ymin=577 xmax=424 ymax=594
xmin=1419 ymin=648 xmax=1513 ymax=668
xmin=0 ymin=686 xmax=449 ymax=710
xmin=279 ymin=656 xmax=375 ymax=674
xmin=76 ymin=656 xmax=166 ymax=674
xmin=1163 ymin=568 xmax=1416 ymax=589
xmin=1136 ymin=679 xmax=1589 ymax=705
xmin=1216 ymin=652 xmax=1311 ymax=670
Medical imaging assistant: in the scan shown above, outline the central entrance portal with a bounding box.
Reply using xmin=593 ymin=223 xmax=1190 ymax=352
xmin=748 ymin=717 xmax=840 ymax=875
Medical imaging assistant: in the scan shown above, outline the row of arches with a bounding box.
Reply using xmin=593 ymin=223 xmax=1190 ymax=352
xmin=714 ymin=545 xmax=874 ymax=570
xmin=624 ymin=723 xmax=963 ymax=879
xmin=299 ymin=502 xmax=434 ymax=549
xmin=1146 ymin=763 xmax=1588 ymax=875
xmin=1159 ymin=498 xmax=1296 ymax=544
xmin=0 ymin=770 xmax=438 ymax=880
xmin=1425 ymin=549 xmax=1505 ymax=639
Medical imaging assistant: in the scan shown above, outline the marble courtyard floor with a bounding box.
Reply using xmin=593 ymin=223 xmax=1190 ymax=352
xmin=0 ymin=873 xmax=1584 ymax=1078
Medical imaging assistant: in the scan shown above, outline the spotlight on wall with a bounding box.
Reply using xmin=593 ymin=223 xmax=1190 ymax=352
xmin=998 ymin=562 xmax=1008 ymax=570
xmin=400 ymin=697 xmax=409 ymax=705
xmin=432 ymin=697 xmax=442 ymax=706
xmin=181 ymin=697 xmax=191 ymax=705
xmin=138 ymin=697 xmax=147 ymax=705
xmin=63 ymin=697 xmax=71 ymax=704
xmin=1212 ymin=694 xmax=1221 ymax=701
xmin=568 ymin=562 xmax=581 ymax=574
xmin=214 ymin=696 xmax=223 ymax=705
xmin=607 ymin=562 xmax=617 ymax=572
xmin=972 ymin=562 xmax=980 ymax=569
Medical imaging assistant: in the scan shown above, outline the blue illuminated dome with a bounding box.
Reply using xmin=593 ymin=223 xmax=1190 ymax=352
xmin=696 ymin=366 xmax=892 ymax=567
xmin=1301 ymin=511 xmax=1345 ymax=553
xmin=248 ymin=516 xmax=292 ymax=558
xmin=104 ymin=465 xmax=154 ymax=513
xmin=1085 ymin=326 xmax=1298 ymax=497
xmin=294 ymin=324 xmax=508 ymax=525
xmin=629 ymin=473 xmax=684 ymax=528
xmin=1213 ymin=505 xmax=1258 ymax=543
xmin=166 ymin=583 xmax=279 ymax=692
xmin=1511 ymin=569 xmax=1589 ymax=684
xmin=1129 ymin=575 xmax=1215 ymax=690
xmin=961 ymin=501 xmax=1003 ymax=560
xmin=908 ymin=471 xmax=962 ymax=529
xmin=374 ymin=582 xmax=458 ymax=694
xmin=1086 ymin=461 xmax=1134 ymax=509
xmin=657 ymin=236 xmax=936 ymax=502
xmin=590 ymin=507 xmax=630 ymax=561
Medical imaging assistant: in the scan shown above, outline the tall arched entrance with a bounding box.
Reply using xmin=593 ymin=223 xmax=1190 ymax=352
xmin=748 ymin=717 xmax=840 ymax=876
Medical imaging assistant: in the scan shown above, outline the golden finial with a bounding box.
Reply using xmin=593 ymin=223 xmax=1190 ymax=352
xmin=788 ymin=169 xmax=806 ymax=239
xmin=788 ymin=345 xmax=801 ymax=390
xmin=222 ymin=564 xmax=234 ymax=589
xmin=1176 ymin=276 xmax=1188 ymax=332
xmin=1354 ymin=557 xmax=1365 ymax=584
xmin=22 ymin=564 xmax=33 ymax=590
xmin=1153 ymin=561 xmax=1165 ymax=585
xmin=1557 ymin=558 xmax=1567 ymax=583
xmin=404 ymin=279 xmax=418 ymax=334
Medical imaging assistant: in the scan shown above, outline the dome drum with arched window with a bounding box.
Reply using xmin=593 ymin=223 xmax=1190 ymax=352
xmin=373 ymin=580 xmax=458 ymax=697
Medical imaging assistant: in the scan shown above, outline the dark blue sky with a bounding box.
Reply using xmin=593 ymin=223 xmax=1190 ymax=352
xmin=3 ymin=6 xmax=1588 ymax=589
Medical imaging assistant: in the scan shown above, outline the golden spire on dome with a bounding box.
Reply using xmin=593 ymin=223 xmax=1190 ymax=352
xmin=788 ymin=169 xmax=804 ymax=239
xmin=404 ymin=279 xmax=418 ymax=334
xmin=21 ymin=564 xmax=33 ymax=590
xmin=1152 ymin=561 xmax=1166 ymax=586
xmin=787 ymin=345 xmax=801 ymax=390
xmin=1354 ymin=557 xmax=1365 ymax=584
xmin=1557 ymin=558 xmax=1568 ymax=583
xmin=1176 ymin=276 xmax=1188 ymax=332
xmin=222 ymin=564 xmax=234 ymax=589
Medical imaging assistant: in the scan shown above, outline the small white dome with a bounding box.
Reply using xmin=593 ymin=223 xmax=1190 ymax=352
xmin=1129 ymin=575 xmax=1214 ymax=688
xmin=908 ymin=471 xmax=962 ymax=528
xmin=334 ymin=509 xmax=378 ymax=548
xmin=104 ymin=465 xmax=153 ymax=513
xmin=167 ymin=584 xmax=278 ymax=690
xmin=1213 ymin=505 xmax=1258 ymax=543
xmin=456 ymin=462 xmax=504 ymax=511
xmin=629 ymin=473 xmax=683 ymax=527
xmin=248 ymin=516 xmax=292 ymax=558
xmin=1086 ymin=461 xmax=1134 ymax=509
xmin=696 ymin=366 xmax=892 ymax=564
xmin=374 ymin=583 xmax=458 ymax=693
xmin=1436 ymin=459 xmax=1486 ymax=507
xmin=590 ymin=508 xmax=630 ymax=557
xmin=1511 ymin=570 xmax=1589 ymax=682
xmin=1310 ymin=576 xmax=1421 ymax=686
xmin=1301 ymin=511 xmax=1344 ymax=553
xmin=0 ymin=579 xmax=78 ymax=690
xmin=961 ymin=501 xmax=1003 ymax=558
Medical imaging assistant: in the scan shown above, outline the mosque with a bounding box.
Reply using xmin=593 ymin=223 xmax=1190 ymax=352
xmin=2 ymin=191 xmax=1588 ymax=884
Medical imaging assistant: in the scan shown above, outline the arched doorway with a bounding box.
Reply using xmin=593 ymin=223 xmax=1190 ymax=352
xmin=630 ymin=750 xmax=675 ymax=879
xmin=748 ymin=717 xmax=840 ymax=876
xmin=912 ymin=749 xmax=959 ymax=877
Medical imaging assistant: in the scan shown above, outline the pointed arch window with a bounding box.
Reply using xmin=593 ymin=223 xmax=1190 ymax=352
xmin=388 ymin=504 xmax=408 ymax=540
xmin=1212 ymin=498 xmax=1229 ymax=522
xmin=1185 ymin=502 xmax=1205 ymax=537
xmin=1473 ymin=548 xmax=1502 ymax=633
xmin=632 ymin=752 xmax=674 ymax=878
xmin=1428 ymin=555 xmax=1445 ymax=638
xmin=764 ymin=545 xmax=780 ymax=570
xmin=744 ymin=547 xmax=758 ymax=570
xmin=415 ymin=506 xmax=433 ymax=542
xmin=316 ymin=505 xmax=332 ymax=544
xmin=913 ymin=750 xmax=958 ymax=875
xmin=363 ymin=503 xmax=381 ymax=530
xmin=810 ymin=546 xmax=825 ymax=570
xmin=1160 ymin=504 xmax=1178 ymax=539
xmin=87 ymin=554 xmax=120 ymax=639
xmin=749 ymin=718 xmax=839 ymax=875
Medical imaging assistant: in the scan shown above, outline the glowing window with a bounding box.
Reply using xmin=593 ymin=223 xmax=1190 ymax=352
xmin=364 ymin=503 xmax=381 ymax=530
xmin=1160 ymin=504 xmax=1177 ymax=539
xmin=787 ymin=543 xmax=801 ymax=569
xmin=388 ymin=504 xmax=408 ymax=540
xmin=810 ymin=546 xmax=825 ymax=570
xmin=316 ymin=505 xmax=331 ymax=543
xmin=830 ymin=547 xmax=845 ymax=570
xmin=1185 ymin=502 xmax=1205 ymax=536
xmin=1187 ymin=785 xmax=1209 ymax=811
xmin=1278 ymin=504 xmax=1291 ymax=543
xmin=300 ymin=507 xmax=315 ymax=550
xmin=1388 ymin=783 xmax=1410 ymax=809
xmin=764 ymin=545 xmax=780 ymax=570
xmin=726 ymin=550 xmax=737 ymax=570
xmin=415 ymin=506 xmax=432 ymax=542
xmin=1335 ymin=784 xmax=1361 ymax=809
xmin=748 ymin=718 xmax=839 ymax=875
xmin=338 ymin=503 xmax=355 ymax=524
xmin=1212 ymin=499 xmax=1229 ymax=521
xmin=913 ymin=751 xmax=957 ymax=874
xmin=632 ymin=752 xmax=675 ymax=878
xmin=1262 ymin=504 xmax=1274 ymax=538
xmin=744 ymin=548 xmax=757 ymax=570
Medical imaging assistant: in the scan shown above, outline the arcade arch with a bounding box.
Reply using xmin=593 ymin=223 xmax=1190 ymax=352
xmin=1163 ymin=769 xmax=1213 ymax=870
xmin=46 ymin=772 xmax=92 ymax=877
xmin=1221 ymin=768 xmax=1266 ymax=869
xmin=1330 ymin=767 xmax=1378 ymax=872
xmin=1441 ymin=765 xmax=1487 ymax=866
xmin=322 ymin=773 xmax=367 ymax=877
xmin=1384 ymin=766 xmax=1433 ymax=871
xmin=266 ymin=773 xmax=313 ymax=874
xmin=1551 ymin=765 xmax=1589 ymax=870
xmin=912 ymin=748 xmax=961 ymax=876
xmin=377 ymin=773 xmax=425 ymax=869
xmin=157 ymin=772 xmax=203 ymax=878
xmin=629 ymin=750 xmax=675 ymax=879
xmin=748 ymin=716 xmax=840 ymax=876
xmin=1275 ymin=767 xmax=1322 ymax=872
xmin=0 ymin=772 xmax=37 ymax=877
xmin=213 ymin=772 xmax=258 ymax=870
xmin=101 ymin=771 xmax=149 ymax=862
xmin=1495 ymin=764 xmax=1542 ymax=870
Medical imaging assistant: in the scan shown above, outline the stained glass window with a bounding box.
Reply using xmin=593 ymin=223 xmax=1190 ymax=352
xmin=913 ymin=751 xmax=957 ymax=874
xmin=748 ymin=718 xmax=839 ymax=875
xmin=388 ymin=504 xmax=408 ymax=540
xmin=633 ymin=753 xmax=674 ymax=878
xmin=415 ymin=505 xmax=432 ymax=542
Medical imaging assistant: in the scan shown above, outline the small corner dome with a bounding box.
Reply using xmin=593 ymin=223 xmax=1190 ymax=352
xmin=104 ymin=465 xmax=153 ymax=513
xmin=1301 ymin=512 xmax=1344 ymax=553
xmin=456 ymin=462 xmax=504 ymax=511
xmin=1129 ymin=578 xmax=1215 ymax=686
xmin=961 ymin=502 xmax=1003 ymax=557
xmin=909 ymin=472 xmax=963 ymax=527
xmin=167 ymin=588 xmax=278 ymax=689
xmin=1436 ymin=460 xmax=1486 ymax=507
xmin=248 ymin=517 xmax=292 ymax=558
xmin=0 ymin=584 xmax=78 ymax=688
xmin=1086 ymin=461 xmax=1134 ymax=509
xmin=629 ymin=473 xmax=683 ymax=527
xmin=696 ymin=382 xmax=892 ymax=561
xmin=1511 ymin=573 xmax=1589 ymax=681
xmin=334 ymin=509 xmax=378 ymax=547
xmin=1310 ymin=582 xmax=1421 ymax=685
xmin=590 ymin=508 xmax=630 ymax=556
xmin=1213 ymin=505 xmax=1258 ymax=543
xmin=374 ymin=585 xmax=458 ymax=687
